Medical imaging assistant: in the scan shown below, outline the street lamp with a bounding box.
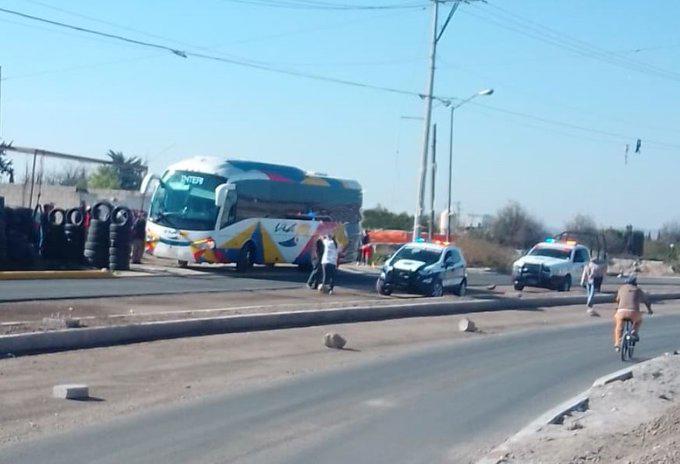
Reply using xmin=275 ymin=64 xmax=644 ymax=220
xmin=443 ymin=88 xmax=494 ymax=241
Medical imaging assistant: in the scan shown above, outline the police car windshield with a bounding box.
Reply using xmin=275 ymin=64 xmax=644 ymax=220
xmin=528 ymin=247 xmax=571 ymax=260
xmin=392 ymin=246 xmax=441 ymax=265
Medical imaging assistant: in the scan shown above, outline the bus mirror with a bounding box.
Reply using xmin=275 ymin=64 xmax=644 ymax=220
xmin=215 ymin=183 xmax=235 ymax=206
xmin=140 ymin=173 xmax=160 ymax=194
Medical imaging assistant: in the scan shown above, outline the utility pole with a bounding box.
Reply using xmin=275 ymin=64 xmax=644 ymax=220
xmin=429 ymin=124 xmax=437 ymax=241
xmin=0 ymin=65 xmax=3 ymax=139
xmin=412 ymin=0 xmax=439 ymax=241
xmin=412 ymin=0 xmax=464 ymax=241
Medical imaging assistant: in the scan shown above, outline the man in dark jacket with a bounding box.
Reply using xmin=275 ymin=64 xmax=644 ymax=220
xmin=307 ymin=238 xmax=324 ymax=289
xmin=131 ymin=212 xmax=146 ymax=264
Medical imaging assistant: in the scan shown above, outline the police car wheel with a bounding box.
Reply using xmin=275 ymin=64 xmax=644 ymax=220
xmin=453 ymin=278 xmax=467 ymax=297
xmin=430 ymin=280 xmax=444 ymax=297
xmin=376 ymin=278 xmax=392 ymax=296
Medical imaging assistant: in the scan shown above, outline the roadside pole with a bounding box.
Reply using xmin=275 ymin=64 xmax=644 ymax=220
xmin=412 ymin=0 xmax=439 ymax=242
xmin=446 ymin=105 xmax=454 ymax=241
xmin=429 ymin=124 xmax=437 ymax=241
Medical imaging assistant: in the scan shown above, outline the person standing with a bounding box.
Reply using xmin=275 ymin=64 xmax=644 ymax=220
xmin=581 ymin=257 xmax=606 ymax=314
xmin=307 ymin=238 xmax=324 ymax=290
xmin=320 ymin=235 xmax=338 ymax=295
xmin=131 ymin=212 xmax=146 ymax=264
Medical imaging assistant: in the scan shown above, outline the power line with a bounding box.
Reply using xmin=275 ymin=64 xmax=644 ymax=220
xmin=2 ymin=5 xmax=679 ymax=152
xmin=464 ymin=2 xmax=680 ymax=84
xmin=220 ymin=0 xmax=429 ymax=10
xmin=18 ymin=0 xmax=211 ymax=51
xmin=0 ymin=6 xmax=436 ymax=98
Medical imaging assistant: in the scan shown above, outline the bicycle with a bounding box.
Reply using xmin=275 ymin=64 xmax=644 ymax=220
xmin=619 ymin=319 xmax=636 ymax=361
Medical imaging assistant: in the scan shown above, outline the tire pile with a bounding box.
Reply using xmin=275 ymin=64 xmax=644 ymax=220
xmin=64 ymin=208 xmax=86 ymax=263
xmin=109 ymin=206 xmax=132 ymax=271
xmin=4 ymin=207 xmax=37 ymax=265
xmin=0 ymin=203 xmax=6 ymax=265
xmin=42 ymin=208 xmax=67 ymax=261
xmin=84 ymin=202 xmax=112 ymax=268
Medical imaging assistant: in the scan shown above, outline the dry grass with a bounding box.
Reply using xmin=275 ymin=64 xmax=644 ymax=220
xmin=456 ymin=235 xmax=517 ymax=274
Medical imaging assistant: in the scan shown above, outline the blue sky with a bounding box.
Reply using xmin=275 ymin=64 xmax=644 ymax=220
xmin=1 ymin=0 xmax=679 ymax=230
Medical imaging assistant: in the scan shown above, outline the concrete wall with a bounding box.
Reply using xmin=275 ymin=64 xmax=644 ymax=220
xmin=0 ymin=183 xmax=149 ymax=211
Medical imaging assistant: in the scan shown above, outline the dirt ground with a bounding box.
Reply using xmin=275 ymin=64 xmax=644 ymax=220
xmin=486 ymin=355 xmax=680 ymax=464
xmin=0 ymin=301 xmax=655 ymax=449
xmin=0 ymin=271 xmax=605 ymax=335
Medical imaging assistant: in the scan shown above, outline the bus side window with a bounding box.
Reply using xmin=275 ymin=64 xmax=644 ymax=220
xmin=221 ymin=204 xmax=236 ymax=228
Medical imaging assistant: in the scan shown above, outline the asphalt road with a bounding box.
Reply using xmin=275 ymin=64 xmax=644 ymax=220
xmin=0 ymin=268 xmax=509 ymax=302
xmin=0 ymin=266 xmax=676 ymax=303
xmin=3 ymin=315 xmax=679 ymax=464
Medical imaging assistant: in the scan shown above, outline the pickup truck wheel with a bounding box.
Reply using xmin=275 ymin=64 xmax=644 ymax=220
xmin=559 ymin=275 xmax=572 ymax=292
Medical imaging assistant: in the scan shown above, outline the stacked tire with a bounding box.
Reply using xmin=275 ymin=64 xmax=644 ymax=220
xmin=0 ymin=206 xmax=6 ymax=265
xmin=43 ymin=208 xmax=67 ymax=261
xmin=4 ymin=207 xmax=37 ymax=265
xmin=109 ymin=206 xmax=132 ymax=271
xmin=84 ymin=202 xmax=112 ymax=268
xmin=64 ymin=208 xmax=86 ymax=263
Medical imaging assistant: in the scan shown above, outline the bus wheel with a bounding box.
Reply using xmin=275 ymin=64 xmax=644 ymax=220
xmin=236 ymin=243 xmax=255 ymax=272
xmin=177 ymin=260 xmax=188 ymax=268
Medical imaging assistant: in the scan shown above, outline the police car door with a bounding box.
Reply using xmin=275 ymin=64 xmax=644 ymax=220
xmin=573 ymin=248 xmax=589 ymax=277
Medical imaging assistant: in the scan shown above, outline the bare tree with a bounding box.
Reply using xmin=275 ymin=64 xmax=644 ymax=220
xmin=489 ymin=201 xmax=546 ymax=250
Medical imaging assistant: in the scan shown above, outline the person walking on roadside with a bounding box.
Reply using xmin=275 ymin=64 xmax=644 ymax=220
xmin=613 ymin=275 xmax=652 ymax=352
xmin=307 ymin=238 xmax=324 ymax=290
xmin=581 ymin=257 xmax=606 ymax=314
xmin=319 ymin=235 xmax=338 ymax=295
xmin=131 ymin=212 xmax=147 ymax=264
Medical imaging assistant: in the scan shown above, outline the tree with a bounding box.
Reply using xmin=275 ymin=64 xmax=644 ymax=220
xmin=489 ymin=201 xmax=546 ymax=250
xmin=660 ymin=221 xmax=680 ymax=244
xmin=88 ymin=165 xmax=121 ymax=189
xmin=46 ymin=166 xmax=88 ymax=190
xmin=564 ymin=214 xmax=597 ymax=234
xmin=0 ymin=142 xmax=15 ymax=183
xmin=107 ymin=150 xmax=146 ymax=191
xmin=362 ymin=205 xmax=414 ymax=231
xmin=564 ymin=213 xmax=599 ymax=249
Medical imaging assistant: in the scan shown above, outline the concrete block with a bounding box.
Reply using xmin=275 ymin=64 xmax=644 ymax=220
xmin=42 ymin=317 xmax=81 ymax=331
xmin=53 ymin=384 xmax=89 ymax=400
xmin=324 ymin=333 xmax=346 ymax=349
xmin=459 ymin=318 xmax=476 ymax=332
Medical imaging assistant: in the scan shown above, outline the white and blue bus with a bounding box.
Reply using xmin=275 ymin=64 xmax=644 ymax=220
xmin=141 ymin=157 xmax=362 ymax=270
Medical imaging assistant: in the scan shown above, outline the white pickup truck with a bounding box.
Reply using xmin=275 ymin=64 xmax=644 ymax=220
xmin=512 ymin=240 xmax=590 ymax=292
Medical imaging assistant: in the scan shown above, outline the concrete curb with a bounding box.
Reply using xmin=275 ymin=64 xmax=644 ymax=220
xmin=0 ymin=270 xmax=113 ymax=280
xmin=2 ymin=292 xmax=680 ymax=357
xmin=477 ymin=356 xmax=669 ymax=464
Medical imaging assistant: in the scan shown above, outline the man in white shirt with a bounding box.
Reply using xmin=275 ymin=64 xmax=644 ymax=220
xmin=320 ymin=235 xmax=338 ymax=295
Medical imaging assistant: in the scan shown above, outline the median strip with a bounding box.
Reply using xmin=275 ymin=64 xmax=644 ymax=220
xmin=2 ymin=292 xmax=680 ymax=357
xmin=0 ymin=270 xmax=114 ymax=280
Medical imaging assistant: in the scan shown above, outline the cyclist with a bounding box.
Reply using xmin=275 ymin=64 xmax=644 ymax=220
xmin=613 ymin=275 xmax=653 ymax=351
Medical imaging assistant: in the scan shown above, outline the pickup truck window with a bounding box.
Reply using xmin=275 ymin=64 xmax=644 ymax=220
xmin=528 ymin=247 xmax=571 ymax=260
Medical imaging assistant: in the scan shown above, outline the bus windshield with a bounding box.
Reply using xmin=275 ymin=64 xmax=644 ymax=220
xmin=149 ymin=171 xmax=225 ymax=231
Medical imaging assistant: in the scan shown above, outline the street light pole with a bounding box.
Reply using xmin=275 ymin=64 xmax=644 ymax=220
xmin=444 ymin=88 xmax=494 ymax=242
xmin=446 ymin=105 xmax=454 ymax=241
xmin=412 ymin=0 xmax=439 ymax=242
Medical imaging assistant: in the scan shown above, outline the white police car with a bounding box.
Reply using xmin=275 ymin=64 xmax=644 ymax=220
xmin=376 ymin=241 xmax=467 ymax=297
xmin=512 ymin=239 xmax=590 ymax=292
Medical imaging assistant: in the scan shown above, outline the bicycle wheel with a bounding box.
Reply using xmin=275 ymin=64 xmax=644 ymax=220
xmin=620 ymin=336 xmax=628 ymax=361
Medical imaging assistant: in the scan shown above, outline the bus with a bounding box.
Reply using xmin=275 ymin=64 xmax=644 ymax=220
xmin=140 ymin=157 xmax=363 ymax=271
